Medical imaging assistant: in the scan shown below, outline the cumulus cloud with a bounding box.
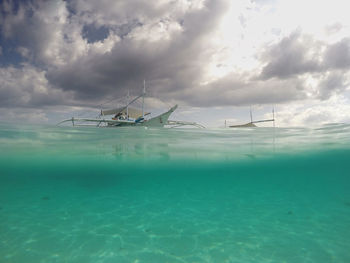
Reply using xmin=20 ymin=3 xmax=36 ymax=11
xmin=260 ymin=32 xmax=350 ymax=79
xmin=324 ymin=38 xmax=350 ymax=69
xmin=176 ymin=73 xmax=307 ymax=107
xmin=0 ymin=64 xmax=72 ymax=108
xmin=0 ymin=0 xmax=86 ymax=66
xmin=0 ymin=0 xmax=350 ymax=125
xmin=1 ymin=0 xmax=235 ymax=110
xmin=258 ymin=31 xmax=350 ymax=103
xmin=260 ymin=32 xmax=322 ymax=79
xmin=317 ymin=71 xmax=350 ymax=100
xmin=47 ymin=0 xmax=230 ymax=101
xmin=275 ymin=95 xmax=350 ymax=127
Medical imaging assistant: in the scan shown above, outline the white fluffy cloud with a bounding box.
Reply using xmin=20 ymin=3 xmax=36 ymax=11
xmin=275 ymin=95 xmax=350 ymax=127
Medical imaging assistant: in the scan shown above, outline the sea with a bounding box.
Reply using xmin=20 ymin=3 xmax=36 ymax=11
xmin=0 ymin=123 xmax=349 ymax=263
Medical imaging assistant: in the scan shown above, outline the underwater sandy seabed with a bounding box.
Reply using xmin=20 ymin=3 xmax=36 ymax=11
xmin=0 ymin=124 xmax=350 ymax=262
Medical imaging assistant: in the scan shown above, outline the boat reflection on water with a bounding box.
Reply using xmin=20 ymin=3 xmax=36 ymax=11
xmin=114 ymin=141 xmax=170 ymax=161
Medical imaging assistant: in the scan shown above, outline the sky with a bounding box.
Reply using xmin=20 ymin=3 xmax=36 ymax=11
xmin=0 ymin=0 xmax=350 ymax=127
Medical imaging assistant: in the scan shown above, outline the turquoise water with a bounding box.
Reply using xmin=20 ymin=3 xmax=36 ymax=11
xmin=1 ymin=123 xmax=350 ymax=262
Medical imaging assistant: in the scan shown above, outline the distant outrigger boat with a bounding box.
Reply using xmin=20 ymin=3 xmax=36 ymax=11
xmin=227 ymin=107 xmax=275 ymax=128
xmin=58 ymin=82 xmax=204 ymax=128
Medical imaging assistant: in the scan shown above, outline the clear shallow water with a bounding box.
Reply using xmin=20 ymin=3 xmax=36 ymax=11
xmin=0 ymin=123 xmax=350 ymax=262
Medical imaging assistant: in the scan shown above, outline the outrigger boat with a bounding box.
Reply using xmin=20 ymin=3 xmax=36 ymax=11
xmin=226 ymin=107 xmax=275 ymax=128
xmin=58 ymin=83 xmax=204 ymax=128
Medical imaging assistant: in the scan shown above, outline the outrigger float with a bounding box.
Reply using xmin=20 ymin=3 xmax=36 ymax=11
xmin=226 ymin=107 xmax=275 ymax=128
xmin=58 ymin=83 xmax=204 ymax=128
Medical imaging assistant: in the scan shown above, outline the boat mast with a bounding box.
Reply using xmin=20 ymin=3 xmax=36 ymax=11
xmin=250 ymin=106 xmax=253 ymax=123
xmin=142 ymin=80 xmax=146 ymax=118
xmin=126 ymin=90 xmax=129 ymax=118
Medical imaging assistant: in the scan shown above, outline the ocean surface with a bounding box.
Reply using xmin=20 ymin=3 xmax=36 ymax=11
xmin=0 ymin=123 xmax=350 ymax=263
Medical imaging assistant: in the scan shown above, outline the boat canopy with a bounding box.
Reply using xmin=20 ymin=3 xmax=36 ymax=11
xmin=101 ymin=107 xmax=150 ymax=119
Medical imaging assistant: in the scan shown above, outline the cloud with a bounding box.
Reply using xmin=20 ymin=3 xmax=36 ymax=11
xmin=0 ymin=0 xmax=85 ymax=66
xmin=260 ymin=32 xmax=350 ymax=79
xmin=46 ymin=0 xmax=230 ymax=101
xmin=1 ymin=0 xmax=236 ymax=109
xmin=68 ymin=0 xmax=206 ymax=28
xmin=251 ymin=0 xmax=277 ymax=5
xmin=317 ymin=71 xmax=350 ymax=100
xmin=260 ymin=32 xmax=321 ymax=80
xmin=1 ymin=0 xmax=350 ymax=126
xmin=0 ymin=107 xmax=49 ymax=123
xmin=173 ymin=73 xmax=307 ymax=107
xmin=324 ymin=38 xmax=350 ymax=69
xmin=0 ymin=64 xmax=72 ymax=108
xmin=275 ymin=95 xmax=350 ymax=126
xmin=257 ymin=32 xmax=350 ymax=103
